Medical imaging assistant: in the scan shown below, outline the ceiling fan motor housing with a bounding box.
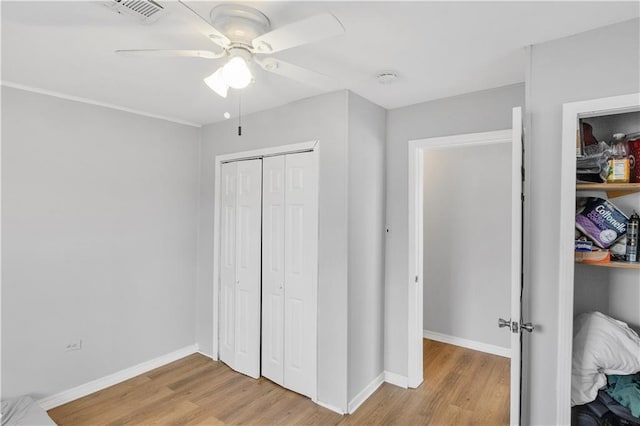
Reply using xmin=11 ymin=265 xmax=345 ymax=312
xmin=227 ymin=46 xmax=253 ymax=62
xmin=209 ymin=4 xmax=271 ymax=49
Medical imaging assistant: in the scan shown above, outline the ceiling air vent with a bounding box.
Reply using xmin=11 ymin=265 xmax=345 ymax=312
xmin=104 ymin=0 xmax=167 ymax=24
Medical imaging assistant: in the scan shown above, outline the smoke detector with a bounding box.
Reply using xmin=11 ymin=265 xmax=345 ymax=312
xmin=376 ymin=71 xmax=399 ymax=84
xmin=103 ymin=0 xmax=167 ymax=23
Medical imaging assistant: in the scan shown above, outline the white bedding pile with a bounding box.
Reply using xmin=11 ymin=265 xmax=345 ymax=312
xmin=572 ymin=311 xmax=640 ymax=406
xmin=1 ymin=396 xmax=55 ymax=426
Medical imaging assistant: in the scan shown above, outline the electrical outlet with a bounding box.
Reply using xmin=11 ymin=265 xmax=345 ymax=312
xmin=66 ymin=339 xmax=82 ymax=352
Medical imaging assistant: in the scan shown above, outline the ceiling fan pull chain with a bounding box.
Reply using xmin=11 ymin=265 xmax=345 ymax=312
xmin=238 ymin=94 xmax=242 ymax=136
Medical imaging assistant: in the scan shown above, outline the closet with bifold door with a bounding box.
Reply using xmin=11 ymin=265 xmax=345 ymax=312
xmin=218 ymin=150 xmax=318 ymax=400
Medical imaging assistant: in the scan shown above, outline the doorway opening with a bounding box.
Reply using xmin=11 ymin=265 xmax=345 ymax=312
xmin=407 ymin=114 xmax=522 ymax=425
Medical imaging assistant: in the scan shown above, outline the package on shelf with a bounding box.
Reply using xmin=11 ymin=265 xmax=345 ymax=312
xmin=575 ymin=240 xmax=593 ymax=252
xmin=610 ymin=237 xmax=627 ymax=259
xmin=577 ymin=141 xmax=611 ymax=183
xmin=576 ymin=197 xmax=628 ymax=248
xmin=575 ymin=249 xmax=611 ymax=263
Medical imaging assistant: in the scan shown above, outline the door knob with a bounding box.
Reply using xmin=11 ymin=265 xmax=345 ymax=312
xmin=499 ymin=318 xmax=535 ymax=334
xmin=498 ymin=318 xmax=519 ymax=333
xmin=521 ymin=322 xmax=535 ymax=333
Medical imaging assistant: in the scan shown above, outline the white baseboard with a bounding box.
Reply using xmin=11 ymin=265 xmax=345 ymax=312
xmin=38 ymin=344 xmax=199 ymax=410
xmin=314 ymin=399 xmax=345 ymax=415
xmin=423 ymin=330 xmax=510 ymax=358
xmin=408 ymin=376 xmax=424 ymax=389
xmin=197 ymin=350 xmax=216 ymax=360
xmin=383 ymin=371 xmax=408 ymax=388
xmin=348 ymin=373 xmax=384 ymax=414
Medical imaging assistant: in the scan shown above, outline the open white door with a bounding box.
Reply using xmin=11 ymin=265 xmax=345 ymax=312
xmin=408 ymin=117 xmax=527 ymax=422
xmin=219 ymin=159 xmax=262 ymax=379
xmin=508 ymin=106 xmax=524 ymax=425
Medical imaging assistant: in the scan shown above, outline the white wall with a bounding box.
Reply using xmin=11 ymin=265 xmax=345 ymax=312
xmin=1 ymin=87 xmax=200 ymax=399
xmin=347 ymin=93 xmax=386 ymax=403
xmin=608 ymin=268 xmax=640 ymax=331
xmin=526 ymin=18 xmax=639 ymax=425
xmin=197 ymin=91 xmax=350 ymax=411
xmin=573 ymin=266 xmax=610 ymax=316
xmin=423 ymin=143 xmax=510 ymax=350
xmin=384 ymin=83 xmax=524 ymax=377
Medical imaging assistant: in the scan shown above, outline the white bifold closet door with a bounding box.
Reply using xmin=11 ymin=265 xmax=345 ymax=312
xmin=219 ymin=159 xmax=262 ymax=379
xmin=262 ymin=152 xmax=318 ymax=399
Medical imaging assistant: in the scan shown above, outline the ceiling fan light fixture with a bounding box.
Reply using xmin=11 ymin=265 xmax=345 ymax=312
xmin=222 ymin=56 xmax=253 ymax=89
xmin=204 ymin=67 xmax=229 ymax=98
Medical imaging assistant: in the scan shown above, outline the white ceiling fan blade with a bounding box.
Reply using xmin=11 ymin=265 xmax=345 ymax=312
xmin=252 ymin=13 xmax=344 ymax=54
xmin=256 ymin=57 xmax=339 ymax=91
xmin=159 ymin=1 xmax=231 ymax=48
xmin=116 ymin=49 xmax=225 ymax=59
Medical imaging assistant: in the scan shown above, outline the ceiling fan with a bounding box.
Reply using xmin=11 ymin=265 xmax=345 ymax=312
xmin=116 ymin=1 xmax=345 ymax=98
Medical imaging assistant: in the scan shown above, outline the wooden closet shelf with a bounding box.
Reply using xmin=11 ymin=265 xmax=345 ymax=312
xmin=575 ymin=260 xmax=640 ymax=269
xmin=576 ymin=183 xmax=640 ymax=198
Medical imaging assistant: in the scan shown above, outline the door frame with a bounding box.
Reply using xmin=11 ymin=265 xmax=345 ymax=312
xmin=211 ymin=140 xmax=319 ymax=385
xmin=407 ymin=128 xmax=517 ymax=416
xmin=556 ymin=92 xmax=640 ymax=426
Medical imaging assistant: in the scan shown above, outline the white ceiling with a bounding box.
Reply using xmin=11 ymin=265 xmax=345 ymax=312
xmin=2 ymin=1 xmax=638 ymax=126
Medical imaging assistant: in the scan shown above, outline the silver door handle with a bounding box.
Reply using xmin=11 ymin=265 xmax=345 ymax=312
xmin=499 ymin=318 xmax=535 ymax=333
xmin=521 ymin=322 xmax=535 ymax=333
xmin=498 ymin=318 xmax=519 ymax=333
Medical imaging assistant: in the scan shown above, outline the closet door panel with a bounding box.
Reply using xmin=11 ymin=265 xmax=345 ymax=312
xmin=219 ymin=161 xmax=237 ymax=367
xmin=234 ymin=159 xmax=263 ymax=379
xmin=261 ymin=156 xmax=286 ymax=385
xmin=283 ymin=151 xmax=318 ymax=398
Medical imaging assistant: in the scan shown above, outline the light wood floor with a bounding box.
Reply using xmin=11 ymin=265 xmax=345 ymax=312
xmin=48 ymin=339 xmax=510 ymax=425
